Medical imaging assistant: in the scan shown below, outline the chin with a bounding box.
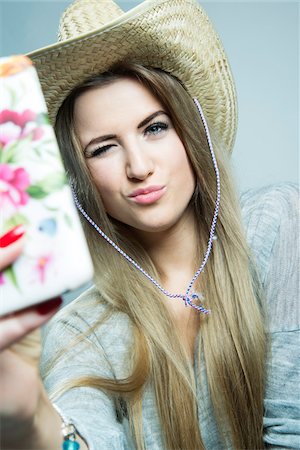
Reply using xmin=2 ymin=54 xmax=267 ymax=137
xmin=108 ymin=215 xmax=169 ymax=233
xmin=109 ymin=208 xmax=188 ymax=236
xmin=140 ymin=224 xmax=172 ymax=233
xmin=133 ymin=216 xmax=182 ymax=234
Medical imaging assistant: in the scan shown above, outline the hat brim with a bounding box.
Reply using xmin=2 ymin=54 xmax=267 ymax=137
xmin=28 ymin=0 xmax=237 ymax=153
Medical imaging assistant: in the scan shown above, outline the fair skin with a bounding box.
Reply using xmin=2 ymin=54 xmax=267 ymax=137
xmin=75 ymin=78 xmax=200 ymax=354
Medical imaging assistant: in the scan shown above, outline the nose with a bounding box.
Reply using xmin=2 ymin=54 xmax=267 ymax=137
xmin=125 ymin=140 xmax=154 ymax=181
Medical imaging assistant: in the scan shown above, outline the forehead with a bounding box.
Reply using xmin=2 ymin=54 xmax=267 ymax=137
xmin=74 ymin=77 xmax=163 ymax=133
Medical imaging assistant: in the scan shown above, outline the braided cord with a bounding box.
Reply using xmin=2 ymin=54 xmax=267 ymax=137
xmin=72 ymin=98 xmax=220 ymax=314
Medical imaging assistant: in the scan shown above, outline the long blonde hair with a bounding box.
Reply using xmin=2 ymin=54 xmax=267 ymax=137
xmin=54 ymin=64 xmax=267 ymax=449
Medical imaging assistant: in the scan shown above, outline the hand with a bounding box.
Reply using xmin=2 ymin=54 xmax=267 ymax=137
xmin=0 ymin=224 xmax=62 ymax=351
xmin=0 ymin=224 xmax=27 ymax=270
xmin=0 ymin=225 xmax=63 ymax=448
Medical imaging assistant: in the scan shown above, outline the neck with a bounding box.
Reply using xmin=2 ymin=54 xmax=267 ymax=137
xmin=133 ymin=207 xmax=198 ymax=295
xmin=126 ymin=206 xmax=201 ymax=360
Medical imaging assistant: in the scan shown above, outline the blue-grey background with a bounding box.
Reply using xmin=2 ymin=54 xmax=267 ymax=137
xmin=0 ymin=1 xmax=298 ymax=302
xmin=0 ymin=0 xmax=298 ymax=191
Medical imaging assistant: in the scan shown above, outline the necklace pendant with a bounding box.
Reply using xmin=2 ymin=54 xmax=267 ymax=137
xmin=184 ymin=292 xmax=210 ymax=315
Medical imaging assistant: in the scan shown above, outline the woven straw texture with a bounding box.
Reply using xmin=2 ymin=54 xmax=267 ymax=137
xmin=28 ymin=0 xmax=237 ymax=153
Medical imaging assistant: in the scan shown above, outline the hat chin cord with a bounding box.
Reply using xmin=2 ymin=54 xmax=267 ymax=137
xmin=71 ymin=98 xmax=220 ymax=315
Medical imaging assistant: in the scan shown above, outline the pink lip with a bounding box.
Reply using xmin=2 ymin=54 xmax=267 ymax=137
xmin=128 ymin=185 xmax=166 ymax=205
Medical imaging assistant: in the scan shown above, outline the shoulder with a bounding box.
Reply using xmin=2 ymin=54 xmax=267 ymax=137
xmin=42 ymin=286 xmax=134 ymax=378
xmin=48 ymin=285 xmax=132 ymax=335
xmin=240 ymin=183 xmax=298 ymax=284
xmin=240 ymin=182 xmax=298 ymax=237
xmin=240 ymin=183 xmax=299 ymax=333
xmin=240 ymin=182 xmax=298 ymax=220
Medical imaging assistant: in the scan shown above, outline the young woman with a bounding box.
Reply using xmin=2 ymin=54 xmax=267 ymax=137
xmin=1 ymin=1 xmax=298 ymax=449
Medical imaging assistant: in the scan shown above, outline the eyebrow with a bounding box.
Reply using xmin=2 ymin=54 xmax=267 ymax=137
xmin=137 ymin=110 xmax=166 ymax=129
xmin=83 ymin=110 xmax=167 ymax=152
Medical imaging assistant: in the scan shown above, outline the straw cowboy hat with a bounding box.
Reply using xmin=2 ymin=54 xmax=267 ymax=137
xmin=28 ymin=0 xmax=237 ymax=153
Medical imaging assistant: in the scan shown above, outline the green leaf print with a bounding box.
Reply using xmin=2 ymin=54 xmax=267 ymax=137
xmin=27 ymin=184 xmax=49 ymax=199
xmin=3 ymin=213 xmax=29 ymax=233
xmin=0 ymin=135 xmax=32 ymax=164
xmin=42 ymin=172 xmax=67 ymax=191
xmin=5 ymin=265 xmax=20 ymax=291
xmin=63 ymin=213 xmax=73 ymax=228
xmin=27 ymin=172 xmax=67 ymax=199
xmin=36 ymin=112 xmax=50 ymax=125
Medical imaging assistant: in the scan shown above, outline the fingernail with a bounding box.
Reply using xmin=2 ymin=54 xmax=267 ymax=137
xmin=0 ymin=225 xmax=26 ymax=248
xmin=35 ymin=297 xmax=62 ymax=315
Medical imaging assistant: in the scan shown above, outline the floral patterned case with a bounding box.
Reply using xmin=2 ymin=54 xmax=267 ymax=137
xmin=0 ymin=55 xmax=94 ymax=316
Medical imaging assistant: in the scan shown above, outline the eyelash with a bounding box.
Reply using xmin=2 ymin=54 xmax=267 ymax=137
xmin=144 ymin=121 xmax=169 ymax=136
xmin=88 ymin=144 xmax=113 ymax=158
xmin=87 ymin=121 xmax=169 ymax=158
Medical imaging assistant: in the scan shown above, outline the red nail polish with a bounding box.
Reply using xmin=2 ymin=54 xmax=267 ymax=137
xmin=0 ymin=225 xmax=26 ymax=248
xmin=35 ymin=298 xmax=62 ymax=315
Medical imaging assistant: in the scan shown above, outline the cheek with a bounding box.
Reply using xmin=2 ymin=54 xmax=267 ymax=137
xmin=87 ymin=163 xmax=117 ymax=207
xmin=169 ymin=141 xmax=196 ymax=188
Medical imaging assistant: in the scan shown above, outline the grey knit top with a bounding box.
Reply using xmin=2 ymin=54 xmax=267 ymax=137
xmin=41 ymin=183 xmax=299 ymax=449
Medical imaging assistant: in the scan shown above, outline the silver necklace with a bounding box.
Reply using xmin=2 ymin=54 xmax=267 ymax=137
xmin=72 ymin=98 xmax=220 ymax=314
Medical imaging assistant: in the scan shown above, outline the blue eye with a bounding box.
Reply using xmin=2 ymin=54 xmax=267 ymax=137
xmin=145 ymin=122 xmax=168 ymax=136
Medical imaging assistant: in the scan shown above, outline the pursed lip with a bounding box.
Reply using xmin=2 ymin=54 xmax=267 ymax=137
xmin=127 ymin=185 xmax=166 ymax=205
xmin=128 ymin=185 xmax=165 ymax=198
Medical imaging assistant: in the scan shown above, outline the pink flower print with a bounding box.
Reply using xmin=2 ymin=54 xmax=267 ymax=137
xmin=0 ymin=164 xmax=30 ymax=210
xmin=31 ymin=127 xmax=44 ymax=141
xmin=35 ymin=255 xmax=52 ymax=283
xmin=0 ymin=109 xmax=44 ymax=148
xmin=0 ymin=109 xmax=36 ymax=128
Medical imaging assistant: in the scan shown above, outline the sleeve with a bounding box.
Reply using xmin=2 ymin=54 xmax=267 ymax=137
xmin=40 ymin=305 xmax=135 ymax=450
xmin=260 ymin=184 xmax=300 ymax=449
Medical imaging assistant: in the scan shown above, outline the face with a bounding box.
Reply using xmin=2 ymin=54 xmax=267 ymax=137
xmin=74 ymin=78 xmax=196 ymax=238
